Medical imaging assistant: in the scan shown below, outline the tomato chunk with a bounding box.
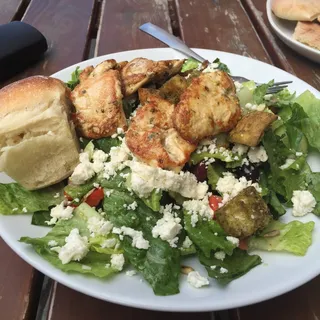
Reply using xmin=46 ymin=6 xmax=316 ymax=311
xmin=238 ymin=238 xmax=248 ymax=250
xmin=209 ymin=195 xmax=223 ymax=212
xmin=85 ymin=187 xmax=104 ymax=207
xmin=64 ymin=191 xmax=73 ymax=201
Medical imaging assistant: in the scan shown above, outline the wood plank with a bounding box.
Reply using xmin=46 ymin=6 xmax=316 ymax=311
xmin=242 ymin=0 xmax=320 ymax=90
xmin=14 ymin=0 xmax=96 ymax=77
xmin=174 ymin=0 xmax=271 ymax=62
xmin=0 ymin=238 xmax=43 ymax=320
xmin=95 ymin=0 xmax=172 ymax=56
xmin=0 ymin=0 xmax=26 ymax=24
xmin=0 ymin=1 xmax=97 ymax=319
xmin=228 ymin=275 xmax=320 ymax=320
xmin=48 ymin=284 xmax=211 ymax=320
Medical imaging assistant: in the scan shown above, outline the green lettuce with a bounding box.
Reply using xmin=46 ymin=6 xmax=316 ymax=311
xmin=65 ymin=66 xmax=82 ymax=90
xmin=248 ymin=220 xmax=315 ymax=256
xmin=20 ymin=204 xmax=120 ymax=277
xmin=199 ymin=249 xmax=262 ymax=285
xmin=142 ymin=189 xmax=162 ymax=212
xmin=181 ymin=58 xmax=200 ymax=72
xmin=31 ymin=211 xmax=51 ymax=226
xmin=190 ymin=150 xmax=240 ymax=165
xmin=64 ymin=179 xmax=95 ymax=200
xmin=184 ymin=213 xmax=236 ymax=257
xmin=103 ymin=188 xmax=181 ymax=296
xmin=253 ymin=80 xmax=274 ymax=104
xmin=294 ymin=91 xmax=320 ymax=151
xmin=0 ymin=183 xmax=63 ymax=215
xmin=207 ymin=163 xmax=224 ymax=189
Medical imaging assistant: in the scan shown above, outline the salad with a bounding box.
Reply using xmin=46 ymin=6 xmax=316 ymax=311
xmin=1 ymin=56 xmax=319 ymax=296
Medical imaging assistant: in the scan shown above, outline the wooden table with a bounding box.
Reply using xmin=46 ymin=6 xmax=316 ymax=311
xmin=1 ymin=0 xmax=319 ymax=319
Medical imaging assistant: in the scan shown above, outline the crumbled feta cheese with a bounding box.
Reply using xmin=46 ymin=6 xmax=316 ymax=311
xmin=248 ymin=146 xmax=268 ymax=163
xmin=48 ymin=240 xmax=58 ymax=247
xmin=264 ymin=94 xmax=273 ymax=100
xmin=93 ymin=182 xmax=100 ymax=188
xmin=187 ymin=271 xmax=209 ymax=288
xmin=210 ymin=265 xmax=216 ymax=270
xmin=196 ymin=139 xmax=234 ymax=162
xmin=182 ymin=236 xmax=193 ymax=249
xmin=47 ymin=202 xmax=74 ymax=225
xmin=244 ymin=103 xmax=266 ymax=112
xmin=105 ymin=190 xmax=113 ymax=197
xmin=296 ymin=152 xmax=303 ymax=156
xmin=226 ymin=236 xmax=240 ymax=246
xmin=101 ymin=238 xmax=117 ymax=248
xmin=190 ymin=213 xmax=199 ymax=227
xmin=92 ymin=150 xmax=108 ymax=173
xmin=111 ymin=253 xmax=125 ymax=271
xmin=232 ymin=144 xmax=248 ymax=156
xmin=203 ymin=63 xmax=219 ymax=73
xmin=12 ymin=208 xmax=18 ymax=212
xmin=234 ymin=81 xmax=243 ymax=92
xmin=71 ymin=152 xmax=95 ymax=185
xmin=216 ymin=172 xmax=261 ymax=204
xmin=214 ymin=251 xmax=226 ymax=261
xmin=183 ymin=194 xmax=213 ymax=226
xmin=74 ymin=198 xmax=80 ymax=203
xmin=291 ymin=190 xmax=316 ymax=217
xmin=220 ymin=267 xmax=228 ymax=274
xmin=22 ymin=207 xmax=28 ymax=213
xmin=113 ymin=226 xmax=150 ymax=249
xmin=58 ymin=228 xmax=89 ymax=264
xmin=126 ymin=270 xmax=137 ymax=277
xmin=129 ymin=160 xmax=208 ymax=199
xmin=53 ymin=193 xmax=60 ymax=198
xmin=87 ymin=217 xmax=113 ymax=236
xmin=105 ymin=263 xmax=111 ymax=268
xmin=103 ymin=140 xmax=131 ymax=180
xmin=242 ymin=158 xmax=249 ymax=166
xmin=82 ymin=265 xmax=91 ymax=270
xmin=152 ymin=206 xmax=182 ymax=247
xmin=280 ymin=158 xmax=295 ymax=170
xmin=123 ymin=201 xmax=138 ymax=211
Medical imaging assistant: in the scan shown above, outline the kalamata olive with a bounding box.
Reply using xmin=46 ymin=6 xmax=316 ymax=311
xmin=234 ymin=164 xmax=260 ymax=182
xmin=192 ymin=162 xmax=207 ymax=182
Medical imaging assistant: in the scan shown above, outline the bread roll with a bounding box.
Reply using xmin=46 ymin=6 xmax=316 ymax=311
xmin=294 ymin=21 xmax=320 ymax=50
xmin=0 ymin=76 xmax=80 ymax=190
xmin=272 ymin=0 xmax=320 ymax=21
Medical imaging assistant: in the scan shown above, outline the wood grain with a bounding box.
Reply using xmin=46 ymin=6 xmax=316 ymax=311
xmin=48 ymin=284 xmax=212 ymax=320
xmin=229 ymin=275 xmax=320 ymax=320
xmin=242 ymin=0 xmax=320 ymax=90
xmin=0 ymin=0 xmax=26 ymax=24
xmin=0 ymin=238 xmax=43 ymax=320
xmin=95 ymin=0 xmax=172 ymax=56
xmin=18 ymin=0 xmax=96 ymax=77
xmin=174 ymin=0 xmax=271 ymax=62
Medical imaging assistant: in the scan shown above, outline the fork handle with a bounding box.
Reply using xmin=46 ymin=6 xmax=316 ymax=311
xmin=139 ymin=23 xmax=206 ymax=63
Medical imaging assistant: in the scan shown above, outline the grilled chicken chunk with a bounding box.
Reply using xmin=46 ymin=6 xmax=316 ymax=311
xmin=71 ymin=60 xmax=127 ymax=138
xmin=126 ymin=93 xmax=196 ymax=170
xmin=120 ymin=58 xmax=184 ymax=96
xmin=173 ymin=70 xmax=241 ymax=144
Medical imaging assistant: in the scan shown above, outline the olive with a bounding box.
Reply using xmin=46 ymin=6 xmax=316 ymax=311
xmin=191 ymin=162 xmax=207 ymax=182
xmin=234 ymin=164 xmax=260 ymax=182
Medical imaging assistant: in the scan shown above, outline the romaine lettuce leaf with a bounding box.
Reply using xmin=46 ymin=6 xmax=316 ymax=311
xmin=31 ymin=211 xmax=51 ymax=226
xmin=184 ymin=213 xmax=236 ymax=257
xmin=103 ymin=189 xmax=181 ymax=295
xmin=181 ymin=58 xmax=200 ymax=72
xmin=64 ymin=179 xmax=95 ymax=200
xmin=199 ymin=248 xmax=262 ymax=285
xmin=0 ymin=183 xmax=63 ymax=215
xmin=207 ymin=163 xmax=224 ymax=189
xmin=248 ymin=220 xmax=315 ymax=256
xmin=65 ymin=66 xmax=81 ymax=90
xmin=190 ymin=150 xmax=240 ymax=165
xmin=142 ymin=189 xmax=162 ymax=212
xmin=294 ymin=91 xmax=320 ymax=151
xmin=20 ymin=205 xmax=120 ymax=277
xmin=253 ymin=80 xmax=274 ymax=105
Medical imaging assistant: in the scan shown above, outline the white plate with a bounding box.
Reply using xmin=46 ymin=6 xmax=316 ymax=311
xmin=0 ymin=48 xmax=320 ymax=312
xmin=266 ymin=0 xmax=320 ymax=63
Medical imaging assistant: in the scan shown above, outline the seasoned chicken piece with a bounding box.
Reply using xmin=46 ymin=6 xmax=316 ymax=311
xmin=71 ymin=60 xmax=126 ymax=139
xmin=138 ymin=88 xmax=162 ymax=105
xmin=126 ymin=94 xmax=196 ymax=170
xmin=173 ymin=71 xmax=241 ymax=144
xmin=229 ymin=111 xmax=277 ymax=147
xmin=120 ymin=58 xmax=184 ymax=96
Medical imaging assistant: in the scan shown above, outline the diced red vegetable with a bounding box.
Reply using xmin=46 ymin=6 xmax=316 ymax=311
xmin=64 ymin=191 xmax=73 ymax=201
xmin=208 ymin=195 xmax=223 ymax=212
xmin=85 ymin=187 xmax=104 ymax=207
xmin=238 ymin=238 xmax=248 ymax=250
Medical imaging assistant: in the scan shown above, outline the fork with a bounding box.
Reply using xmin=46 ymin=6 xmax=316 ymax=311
xmin=139 ymin=23 xmax=292 ymax=94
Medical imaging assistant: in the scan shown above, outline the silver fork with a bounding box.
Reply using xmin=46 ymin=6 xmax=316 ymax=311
xmin=139 ymin=23 xmax=292 ymax=94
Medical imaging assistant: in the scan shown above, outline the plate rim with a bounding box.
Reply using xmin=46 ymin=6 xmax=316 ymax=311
xmin=0 ymin=47 xmax=320 ymax=312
